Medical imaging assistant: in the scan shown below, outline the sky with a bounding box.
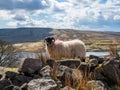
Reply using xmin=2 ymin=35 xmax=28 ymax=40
xmin=0 ymin=0 xmax=120 ymax=32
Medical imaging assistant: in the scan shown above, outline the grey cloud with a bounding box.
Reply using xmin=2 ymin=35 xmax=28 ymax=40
xmin=53 ymin=6 xmax=65 ymax=13
xmin=0 ymin=0 xmax=50 ymax=10
xmin=13 ymin=15 xmax=27 ymax=21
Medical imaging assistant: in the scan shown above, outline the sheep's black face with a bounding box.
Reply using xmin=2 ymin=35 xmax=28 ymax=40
xmin=44 ymin=37 xmax=55 ymax=46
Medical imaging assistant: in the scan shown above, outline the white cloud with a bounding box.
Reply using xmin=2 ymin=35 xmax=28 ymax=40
xmin=7 ymin=21 xmax=17 ymax=27
xmin=113 ymin=15 xmax=120 ymax=20
xmin=0 ymin=0 xmax=120 ymax=31
xmin=0 ymin=10 xmax=14 ymax=20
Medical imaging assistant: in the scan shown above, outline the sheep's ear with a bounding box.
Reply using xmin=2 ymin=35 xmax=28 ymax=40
xmin=51 ymin=37 xmax=55 ymax=42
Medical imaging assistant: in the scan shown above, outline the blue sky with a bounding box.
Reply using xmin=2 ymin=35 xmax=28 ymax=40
xmin=0 ymin=0 xmax=120 ymax=32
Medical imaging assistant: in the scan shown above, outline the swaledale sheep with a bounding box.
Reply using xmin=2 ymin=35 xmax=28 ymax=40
xmin=44 ymin=37 xmax=86 ymax=61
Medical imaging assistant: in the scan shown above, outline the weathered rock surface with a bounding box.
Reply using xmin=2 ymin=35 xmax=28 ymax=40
xmin=102 ymin=58 xmax=120 ymax=85
xmin=11 ymin=74 xmax=32 ymax=86
xmin=46 ymin=59 xmax=56 ymax=68
xmin=89 ymin=55 xmax=105 ymax=64
xmin=56 ymin=65 xmax=79 ymax=88
xmin=0 ymin=79 xmax=11 ymax=90
xmin=0 ymin=74 xmax=2 ymax=79
xmin=89 ymin=59 xmax=98 ymax=67
xmin=19 ymin=58 xmax=42 ymax=76
xmin=5 ymin=71 xmax=19 ymax=79
xmin=4 ymin=85 xmax=21 ymax=90
xmin=57 ymin=59 xmax=81 ymax=68
xmin=27 ymin=78 xmax=57 ymax=90
xmin=40 ymin=65 xmax=51 ymax=79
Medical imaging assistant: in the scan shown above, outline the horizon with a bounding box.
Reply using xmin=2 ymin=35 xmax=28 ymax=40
xmin=0 ymin=27 xmax=120 ymax=32
xmin=0 ymin=0 xmax=120 ymax=32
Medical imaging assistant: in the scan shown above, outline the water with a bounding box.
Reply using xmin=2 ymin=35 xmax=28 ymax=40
xmin=86 ymin=51 xmax=109 ymax=57
xmin=17 ymin=51 xmax=120 ymax=58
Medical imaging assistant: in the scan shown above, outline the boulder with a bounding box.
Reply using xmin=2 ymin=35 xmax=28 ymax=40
xmin=5 ymin=71 xmax=32 ymax=86
xmin=102 ymin=58 xmax=120 ymax=85
xmin=0 ymin=79 xmax=11 ymax=90
xmin=86 ymin=80 xmax=109 ymax=90
xmin=89 ymin=59 xmax=98 ymax=67
xmin=27 ymin=78 xmax=57 ymax=90
xmin=89 ymin=67 xmax=105 ymax=80
xmin=4 ymin=85 xmax=21 ymax=90
xmin=40 ymin=65 xmax=51 ymax=79
xmin=0 ymin=74 xmax=2 ymax=79
xmin=5 ymin=71 xmax=19 ymax=79
xmin=57 ymin=59 xmax=81 ymax=68
xmin=89 ymin=55 xmax=105 ymax=64
xmin=79 ymin=62 xmax=89 ymax=71
xmin=46 ymin=59 xmax=56 ymax=68
xmin=78 ymin=62 xmax=90 ymax=77
xmin=10 ymin=74 xmax=32 ymax=86
xmin=33 ymin=75 xmax=41 ymax=79
xmin=56 ymin=65 xmax=79 ymax=88
xmin=18 ymin=58 xmax=42 ymax=76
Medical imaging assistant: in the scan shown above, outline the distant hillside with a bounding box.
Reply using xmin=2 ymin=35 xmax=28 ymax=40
xmin=0 ymin=28 xmax=120 ymax=43
xmin=0 ymin=28 xmax=53 ymax=43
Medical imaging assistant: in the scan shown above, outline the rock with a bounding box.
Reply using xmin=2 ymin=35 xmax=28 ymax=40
xmin=60 ymin=86 xmax=75 ymax=90
xmin=5 ymin=71 xmax=19 ymax=79
xmin=4 ymin=85 xmax=21 ymax=90
xmin=79 ymin=62 xmax=89 ymax=71
xmin=20 ymin=83 xmax=28 ymax=90
xmin=10 ymin=74 xmax=32 ymax=86
xmin=33 ymin=75 xmax=41 ymax=79
xmin=57 ymin=65 xmax=70 ymax=77
xmin=78 ymin=62 xmax=90 ymax=77
xmin=89 ymin=55 xmax=105 ymax=64
xmin=86 ymin=80 xmax=109 ymax=90
xmin=89 ymin=59 xmax=98 ymax=67
xmin=18 ymin=58 xmax=42 ymax=76
xmin=40 ymin=65 xmax=51 ymax=79
xmin=89 ymin=67 xmax=105 ymax=80
xmin=27 ymin=78 xmax=57 ymax=90
xmin=0 ymin=74 xmax=2 ymax=79
xmin=0 ymin=79 xmax=11 ymax=90
xmin=102 ymin=58 xmax=120 ymax=85
xmin=88 ymin=59 xmax=99 ymax=72
xmin=46 ymin=59 xmax=56 ymax=68
xmin=5 ymin=71 xmax=32 ymax=86
xmin=57 ymin=59 xmax=81 ymax=68
xmin=56 ymin=65 xmax=78 ymax=88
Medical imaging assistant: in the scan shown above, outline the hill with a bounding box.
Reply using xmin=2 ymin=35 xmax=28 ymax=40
xmin=0 ymin=28 xmax=120 ymax=52
xmin=0 ymin=28 xmax=52 ymax=43
xmin=0 ymin=28 xmax=120 ymax=43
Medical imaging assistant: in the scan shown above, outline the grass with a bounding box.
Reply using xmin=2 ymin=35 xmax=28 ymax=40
xmin=13 ymin=39 xmax=120 ymax=52
xmin=0 ymin=66 xmax=18 ymax=75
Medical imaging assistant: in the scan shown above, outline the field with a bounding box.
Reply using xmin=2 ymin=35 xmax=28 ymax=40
xmin=13 ymin=39 xmax=120 ymax=52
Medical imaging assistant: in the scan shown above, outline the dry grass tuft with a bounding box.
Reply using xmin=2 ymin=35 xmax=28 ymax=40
xmin=109 ymin=40 xmax=119 ymax=58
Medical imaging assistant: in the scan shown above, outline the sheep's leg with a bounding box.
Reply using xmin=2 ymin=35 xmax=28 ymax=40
xmin=78 ymin=56 xmax=85 ymax=62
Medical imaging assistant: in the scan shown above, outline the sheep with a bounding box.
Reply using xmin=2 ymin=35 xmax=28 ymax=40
xmin=44 ymin=37 xmax=86 ymax=61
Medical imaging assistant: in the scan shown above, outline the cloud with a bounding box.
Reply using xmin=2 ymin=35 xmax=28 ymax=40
xmin=13 ymin=14 xmax=29 ymax=21
xmin=113 ymin=15 xmax=120 ymax=21
xmin=0 ymin=0 xmax=50 ymax=10
xmin=0 ymin=0 xmax=120 ymax=31
xmin=0 ymin=10 xmax=14 ymax=20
